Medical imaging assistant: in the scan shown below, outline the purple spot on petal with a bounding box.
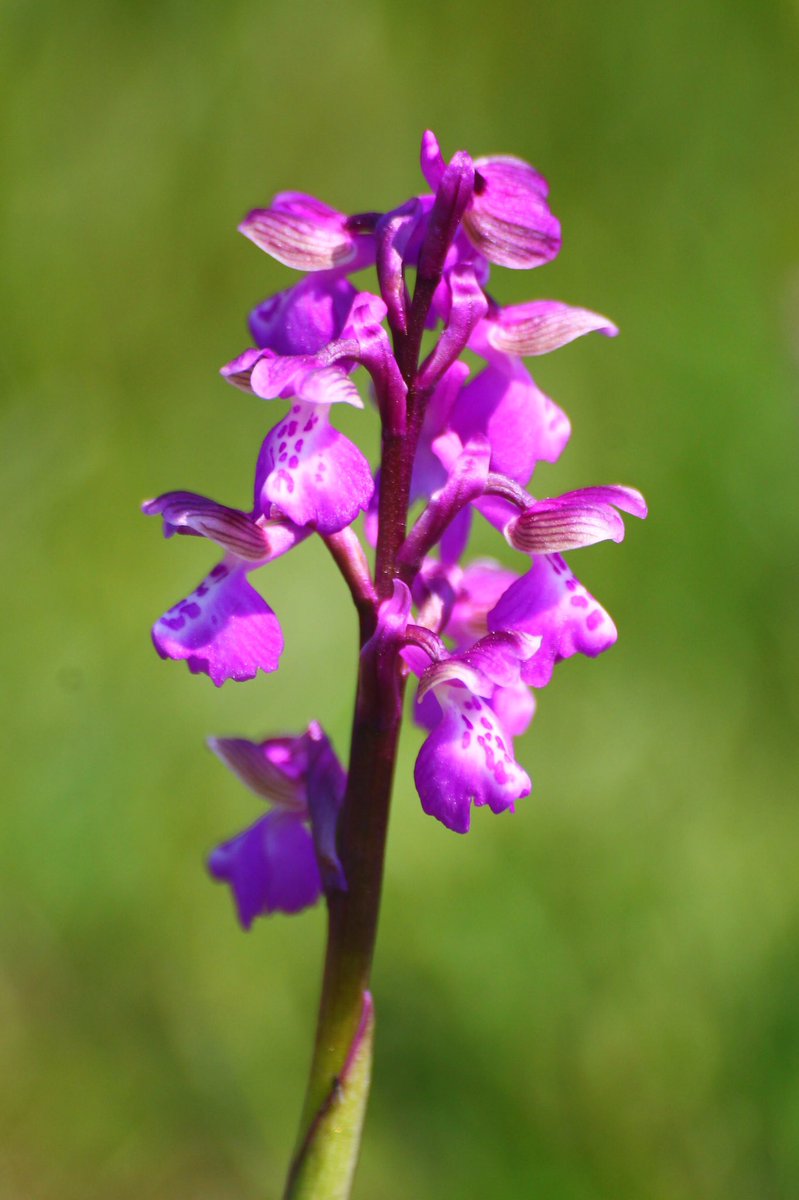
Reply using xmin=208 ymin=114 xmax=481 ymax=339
xmin=295 ymin=439 xmax=304 ymax=451
xmin=289 ymin=455 xmax=299 ymax=469
xmin=570 ymin=595 xmax=589 ymax=609
xmin=461 ymin=732 xmax=471 ymax=748
xmin=586 ymin=610 xmax=604 ymax=631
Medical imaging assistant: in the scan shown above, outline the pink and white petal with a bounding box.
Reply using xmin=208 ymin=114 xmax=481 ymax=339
xmin=152 ymin=562 xmax=283 ymax=686
xmin=220 ymin=346 xmax=263 ymax=392
xmin=489 ymin=553 xmax=617 ymax=687
xmin=142 ymin=492 xmax=269 ymax=561
xmin=414 ymin=686 xmax=531 ymax=833
xmin=488 ymin=301 xmax=618 ymax=356
xmin=505 ymin=499 xmax=626 ymax=554
xmin=239 ymin=193 xmax=357 ymax=271
xmin=257 ymin=404 xmax=374 ymax=534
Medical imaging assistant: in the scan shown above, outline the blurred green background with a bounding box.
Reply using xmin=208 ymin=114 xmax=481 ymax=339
xmin=2 ymin=1 xmax=798 ymax=1196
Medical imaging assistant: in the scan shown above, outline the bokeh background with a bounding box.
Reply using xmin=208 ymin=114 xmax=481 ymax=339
xmin=2 ymin=1 xmax=798 ymax=1197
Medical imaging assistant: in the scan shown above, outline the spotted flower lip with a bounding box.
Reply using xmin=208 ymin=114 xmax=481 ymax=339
xmin=413 ymin=631 xmax=538 ymax=834
xmin=152 ymin=560 xmax=284 ymax=687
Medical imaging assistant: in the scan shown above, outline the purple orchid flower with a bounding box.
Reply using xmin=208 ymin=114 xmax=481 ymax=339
xmin=208 ymin=723 xmax=346 ymax=926
xmin=413 ymin=631 xmax=539 ymax=833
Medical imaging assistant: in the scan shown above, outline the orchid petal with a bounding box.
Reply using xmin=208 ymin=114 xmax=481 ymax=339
xmin=239 ymin=193 xmax=358 ymax=271
xmin=208 ymin=811 xmax=322 ymax=926
xmin=464 ymin=155 xmax=561 ymax=269
xmin=256 ymin=403 xmax=374 ymax=534
xmin=414 ymin=686 xmax=531 ymax=833
xmin=249 ymin=355 xmax=363 ymax=408
xmin=142 ymin=492 xmax=269 ymax=561
xmin=453 ymin=358 xmax=571 ymax=484
xmin=489 ymin=553 xmax=617 ymax=687
xmin=207 ymin=735 xmax=310 ymax=810
xmin=505 ymin=500 xmax=626 ymax=554
xmin=487 ymin=301 xmax=618 ymax=356
xmin=249 ymin=274 xmax=358 ymax=355
xmin=418 ymin=630 xmax=540 ymax=700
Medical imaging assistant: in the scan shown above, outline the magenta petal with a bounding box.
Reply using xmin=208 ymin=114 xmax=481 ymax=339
xmin=489 ymin=553 xmax=617 ymax=687
xmin=465 ymin=155 xmax=561 ymax=269
xmin=152 ymin=562 xmax=283 ymax=686
xmin=249 ymin=274 xmax=358 ymax=355
xmin=256 ymin=403 xmax=374 ymax=534
xmin=488 ymin=301 xmax=618 ymax=356
xmin=414 ymin=686 xmax=531 ymax=833
xmin=209 ymin=811 xmax=322 ymax=926
xmin=453 ymin=358 xmax=571 ymax=484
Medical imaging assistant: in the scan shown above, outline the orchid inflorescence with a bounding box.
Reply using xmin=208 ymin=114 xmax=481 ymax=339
xmin=145 ymin=130 xmax=646 ymax=1195
xmin=144 ymin=131 xmax=646 ymax=928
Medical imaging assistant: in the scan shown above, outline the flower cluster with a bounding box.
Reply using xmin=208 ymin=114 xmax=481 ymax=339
xmin=145 ymin=131 xmax=645 ymax=927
